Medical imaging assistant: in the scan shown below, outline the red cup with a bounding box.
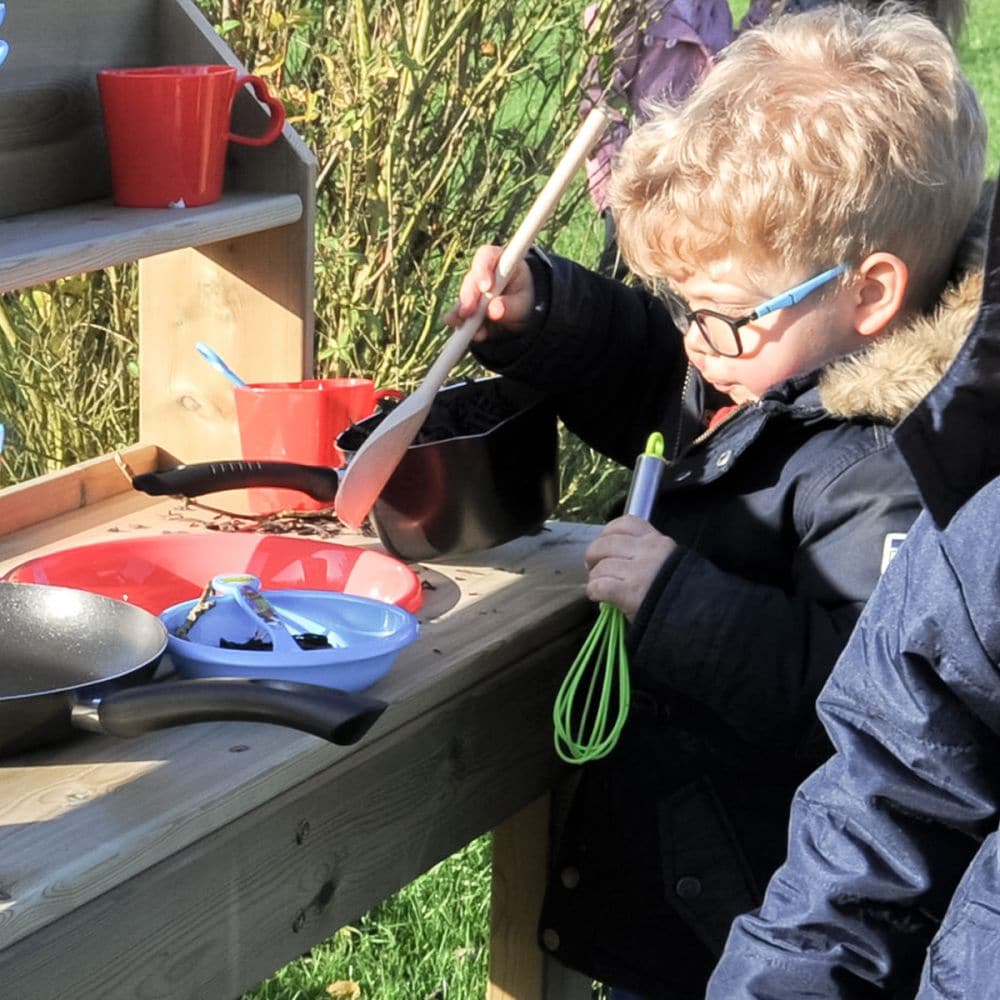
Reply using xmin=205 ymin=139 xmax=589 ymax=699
xmin=234 ymin=378 xmax=404 ymax=514
xmin=96 ymin=64 xmax=286 ymax=208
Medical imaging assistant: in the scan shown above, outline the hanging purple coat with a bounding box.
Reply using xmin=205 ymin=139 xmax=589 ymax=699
xmin=580 ymin=0 xmax=734 ymax=213
xmin=580 ymin=0 xmax=832 ymax=214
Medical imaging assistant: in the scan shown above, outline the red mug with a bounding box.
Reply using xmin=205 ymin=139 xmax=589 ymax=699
xmin=234 ymin=378 xmax=405 ymax=514
xmin=96 ymin=64 xmax=286 ymax=208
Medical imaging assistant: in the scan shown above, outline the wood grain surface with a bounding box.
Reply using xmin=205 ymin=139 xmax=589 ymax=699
xmin=0 ymin=509 xmax=596 ymax=999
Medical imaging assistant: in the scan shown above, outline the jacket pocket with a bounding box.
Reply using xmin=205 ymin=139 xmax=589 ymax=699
xmin=657 ymin=777 xmax=760 ymax=955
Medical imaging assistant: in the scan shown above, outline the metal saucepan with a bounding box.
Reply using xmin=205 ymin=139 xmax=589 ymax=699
xmin=0 ymin=581 xmax=386 ymax=756
xmin=130 ymin=377 xmax=558 ymax=562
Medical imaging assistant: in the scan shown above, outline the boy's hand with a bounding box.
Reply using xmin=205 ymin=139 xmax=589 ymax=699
xmin=585 ymin=516 xmax=677 ymax=622
xmin=444 ymin=245 xmax=537 ymax=343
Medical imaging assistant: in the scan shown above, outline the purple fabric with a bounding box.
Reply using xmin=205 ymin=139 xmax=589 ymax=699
xmin=582 ymin=0 xmax=736 ymax=211
xmin=739 ymin=0 xmax=776 ymax=31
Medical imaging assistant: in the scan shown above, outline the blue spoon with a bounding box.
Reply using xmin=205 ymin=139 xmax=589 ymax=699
xmin=211 ymin=573 xmax=349 ymax=652
xmin=195 ymin=341 xmax=247 ymax=388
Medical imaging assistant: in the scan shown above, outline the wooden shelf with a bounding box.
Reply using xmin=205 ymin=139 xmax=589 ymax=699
xmin=0 ymin=192 xmax=304 ymax=292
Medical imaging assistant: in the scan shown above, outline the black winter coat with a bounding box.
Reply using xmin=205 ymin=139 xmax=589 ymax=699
xmin=708 ymin=185 xmax=1000 ymax=998
xmin=472 ymin=249 xmax=977 ymax=996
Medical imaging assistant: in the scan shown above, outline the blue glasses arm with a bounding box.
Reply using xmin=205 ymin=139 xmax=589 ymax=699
xmin=751 ymin=264 xmax=848 ymax=320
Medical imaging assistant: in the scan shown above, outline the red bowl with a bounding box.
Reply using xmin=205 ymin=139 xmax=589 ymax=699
xmin=3 ymin=533 xmax=423 ymax=615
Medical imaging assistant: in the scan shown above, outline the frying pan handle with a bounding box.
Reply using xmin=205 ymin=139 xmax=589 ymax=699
xmin=76 ymin=678 xmax=386 ymax=745
xmin=132 ymin=461 xmax=342 ymax=501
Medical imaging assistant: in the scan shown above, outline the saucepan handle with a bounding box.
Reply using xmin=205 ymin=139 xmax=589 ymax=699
xmin=76 ymin=677 xmax=387 ymax=745
xmin=132 ymin=461 xmax=342 ymax=501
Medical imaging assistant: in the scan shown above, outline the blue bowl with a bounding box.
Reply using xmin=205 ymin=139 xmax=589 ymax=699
xmin=159 ymin=589 xmax=419 ymax=690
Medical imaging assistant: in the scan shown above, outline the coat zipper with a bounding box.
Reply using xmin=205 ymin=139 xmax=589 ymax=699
xmin=670 ymin=365 xmax=695 ymax=460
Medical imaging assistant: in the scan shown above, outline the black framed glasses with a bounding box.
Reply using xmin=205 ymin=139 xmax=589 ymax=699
xmin=670 ymin=264 xmax=848 ymax=358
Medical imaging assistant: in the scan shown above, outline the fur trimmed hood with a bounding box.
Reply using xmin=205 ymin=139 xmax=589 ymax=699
xmin=819 ymin=198 xmax=989 ymax=424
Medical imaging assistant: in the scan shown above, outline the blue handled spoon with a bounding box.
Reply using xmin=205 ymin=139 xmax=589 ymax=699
xmin=195 ymin=341 xmax=247 ymax=388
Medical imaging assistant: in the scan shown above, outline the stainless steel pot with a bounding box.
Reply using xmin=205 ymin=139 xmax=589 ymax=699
xmin=132 ymin=377 xmax=559 ymax=562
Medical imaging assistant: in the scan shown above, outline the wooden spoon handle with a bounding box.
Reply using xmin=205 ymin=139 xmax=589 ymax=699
xmin=333 ymin=106 xmax=610 ymax=529
xmin=493 ymin=105 xmax=612 ymax=290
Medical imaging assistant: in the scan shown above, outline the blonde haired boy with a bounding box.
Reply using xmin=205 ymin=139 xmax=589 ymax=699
xmin=614 ymin=1 xmax=983 ymax=317
xmin=449 ymin=4 xmax=988 ymax=996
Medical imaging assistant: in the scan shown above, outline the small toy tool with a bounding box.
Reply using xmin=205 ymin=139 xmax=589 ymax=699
xmin=553 ymin=432 xmax=667 ymax=763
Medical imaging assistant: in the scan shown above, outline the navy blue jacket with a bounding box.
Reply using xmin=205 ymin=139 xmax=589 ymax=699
xmin=470 ymin=248 xmax=972 ymax=995
xmin=709 ymin=181 xmax=1000 ymax=998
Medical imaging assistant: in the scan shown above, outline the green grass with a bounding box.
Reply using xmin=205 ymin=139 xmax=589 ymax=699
xmin=245 ymin=837 xmax=492 ymax=1000
xmin=960 ymin=7 xmax=1000 ymax=172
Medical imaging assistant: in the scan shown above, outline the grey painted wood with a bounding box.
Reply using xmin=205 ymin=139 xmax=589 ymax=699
xmin=0 ymin=0 xmax=158 ymax=218
xmin=0 ymin=4 xmax=589 ymax=995
xmin=0 ymin=632 xmax=586 ymax=999
xmin=0 ymin=0 xmax=315 ymax=318
xmin=0 ymin=192 xmax=302 ymax=292
xmin=0 ymin=0 xmax=316 ymax=220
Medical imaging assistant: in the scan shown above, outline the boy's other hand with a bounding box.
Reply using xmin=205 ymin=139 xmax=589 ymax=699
xmin=444 ymin=245 xmax=537 ymax=342
xmin=584 ymin=516 xmax=677 ymax=622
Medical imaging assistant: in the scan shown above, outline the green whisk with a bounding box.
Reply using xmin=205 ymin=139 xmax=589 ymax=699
xmin=553 ymin=432 xmax=667 ymax=764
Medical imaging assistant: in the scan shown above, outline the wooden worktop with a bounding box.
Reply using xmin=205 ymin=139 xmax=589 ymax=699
xmin=0 ymin=474 xmax=596 ymax=998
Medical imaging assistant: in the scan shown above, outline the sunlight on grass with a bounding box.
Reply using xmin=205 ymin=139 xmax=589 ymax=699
xmin=244 ymin=836 xmax=491 ymax=1000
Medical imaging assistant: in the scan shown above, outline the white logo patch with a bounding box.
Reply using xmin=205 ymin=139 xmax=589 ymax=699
xmin=880 ymin=532 xmax=907 ymax=574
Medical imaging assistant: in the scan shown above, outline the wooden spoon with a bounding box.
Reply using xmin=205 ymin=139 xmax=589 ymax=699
xmin=334 ymin=105 xmax=611 ymax=529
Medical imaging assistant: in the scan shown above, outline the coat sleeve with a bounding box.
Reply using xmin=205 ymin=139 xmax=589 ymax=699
xmin=470 ymin=254 xmax=708 ymax=464
xmin=706 ymin=505 xmax=1000 ymax=997
xmin=628 ymin=434 xmax=921 ymax=761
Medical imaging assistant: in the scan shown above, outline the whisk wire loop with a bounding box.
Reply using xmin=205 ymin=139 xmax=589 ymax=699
xmin=552 ymin=432 xmax=666 ymax=764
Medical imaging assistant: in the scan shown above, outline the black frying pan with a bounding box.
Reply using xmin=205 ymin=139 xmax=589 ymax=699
xmin=0 ymin=582 xmax=386 ymax=756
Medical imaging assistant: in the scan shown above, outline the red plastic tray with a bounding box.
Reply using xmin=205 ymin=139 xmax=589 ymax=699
xmin=4 ymin=533 xmax=424 ymax=615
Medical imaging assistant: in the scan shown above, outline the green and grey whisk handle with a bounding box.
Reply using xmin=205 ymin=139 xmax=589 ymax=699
xmin=624 ymin=433 xmax=667 ymax=519
xmin=553 ymin=431 xmax=667 ymax=764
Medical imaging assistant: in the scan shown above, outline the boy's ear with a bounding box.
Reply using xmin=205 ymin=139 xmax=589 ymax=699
xmin=853 ymin=252 xmax=908 ymax=337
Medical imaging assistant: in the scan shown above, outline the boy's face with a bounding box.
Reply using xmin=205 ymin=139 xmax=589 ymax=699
xmin=667 ymin=258 xmax=863 ymax=404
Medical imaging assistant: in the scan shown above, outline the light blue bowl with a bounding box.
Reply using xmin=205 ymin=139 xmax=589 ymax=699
xmin=159 ymin=589 xmax=419 ymax=690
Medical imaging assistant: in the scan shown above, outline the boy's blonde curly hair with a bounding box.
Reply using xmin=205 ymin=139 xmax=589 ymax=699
xmin=609 ymin=3 xmax=986 ymax=311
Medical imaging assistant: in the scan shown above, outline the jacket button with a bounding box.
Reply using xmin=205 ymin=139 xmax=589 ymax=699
xmin=560 ymin=866 xmax=580 ymax=889
xmin=716 ymin=449 xmax=732 ymax=468
xmin=541 ymin=928 xmax=561 ymax=951
xmin=675 ymin=876 xmax=702 ymax=899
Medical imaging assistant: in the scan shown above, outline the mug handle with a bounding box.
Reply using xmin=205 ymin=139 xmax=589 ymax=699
xmin=228 ymin=74 xmax=286 ymax=147
xmin=375 ymin=388 xmax=406 ymax=403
